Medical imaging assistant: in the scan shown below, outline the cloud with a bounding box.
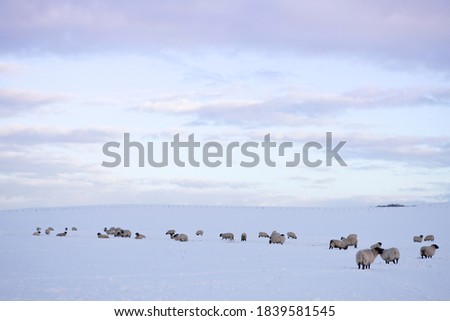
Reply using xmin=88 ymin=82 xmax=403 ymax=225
xmin=0 ymin=88 xmax=72 ymax=116
xmin=1 ymin=1 xmax=449 ymax=71
xmin=0 ymin=125 xmax=120 ymax=146
xmin=134 ymin=86 xmax=450 ymax=126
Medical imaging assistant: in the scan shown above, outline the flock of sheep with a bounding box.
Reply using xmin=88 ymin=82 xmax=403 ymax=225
xmin=328 ymin=233 xmax=439 ymax=270
xmin=32 ymin=226 xmax=439 ymax=269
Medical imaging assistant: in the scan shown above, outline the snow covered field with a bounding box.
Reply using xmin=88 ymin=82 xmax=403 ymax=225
xmin=0 ymin=204 xmax=448 ymax=301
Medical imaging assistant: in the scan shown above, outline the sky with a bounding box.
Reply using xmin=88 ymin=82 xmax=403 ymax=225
xmin=0 ymin=0 xmax=449 ymax=209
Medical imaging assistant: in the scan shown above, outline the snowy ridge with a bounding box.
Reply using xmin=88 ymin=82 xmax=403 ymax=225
xmin=0 ymin=204 xmax=448 ymax=300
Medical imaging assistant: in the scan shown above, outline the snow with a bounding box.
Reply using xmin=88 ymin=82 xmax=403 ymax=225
xmin=0 ymin=204 xmax=449 ymax=300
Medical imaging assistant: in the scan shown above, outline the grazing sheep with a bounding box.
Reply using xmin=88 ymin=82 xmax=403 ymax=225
xmin=195 ymin=230 xmax=204 ymax=236
xmin=258 ymin=232 xmax=269 ymax=238
xmin=329 ymin=239 xmax=348 ymax=250
xmin=33 ymin=230 xmax=41 ymax=236
xmin=287 ymin=232 xmax=297 ymax=239
xmin=370 ymin=242 xmax=382 ymax=249
xmin=269 ymin=233 xmax=286 ymax=244
xmin=178 ymin=233 xmax=188 ymax=242
xmin=424 ymin=235 xmax=435 ymax=242
xmin=97 ymin=233 xmax=109 ymax=239
xmin=71 ymin=227 xmax=78 ymax=231
xmin=379 ymin=247 xmax=400 ymax=264
xmin=56 ymin=231 xmax=67 ymax=237
xmin=45 ymin=227 xmax=54 ymax=235
xmin=166 ymin=229 xmax=176 ymax=236
xmin=356 ymin=247 xmax=384 ymax=269
xmin=420 ymin=244 xmax=439 ymax=258
xmin=135 ymin=232 xmax=146 ymax=239
xmin=413 ymin=235 xmax=424 ymax=243
xmin=117 ymin=229 xmax=132 ymax=238
xmin=341 ymin=234 xmax=358 ymax=248
xmin=104 ymin=227 xmax=116 ymax=235
xmin=220 ymin=233 xmax=234 ymax=241
xmin=241 ymin=233 xmax=247 ymax=241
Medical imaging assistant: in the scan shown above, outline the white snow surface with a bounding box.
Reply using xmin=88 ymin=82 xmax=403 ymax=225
xmin=0 ymin=204 xmax=448 ymax=301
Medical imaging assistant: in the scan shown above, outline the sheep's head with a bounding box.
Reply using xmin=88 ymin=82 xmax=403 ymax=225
xmin=432 ymin=244 xmax=439 ymax=249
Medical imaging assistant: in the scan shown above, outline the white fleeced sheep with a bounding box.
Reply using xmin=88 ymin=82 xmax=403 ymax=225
xmin=45 ymin=227 xmax=54 ymax=235
xmin=97 ymin=232 xmax=109 ymax=239
xmin=71 ymin=227 xmax=77 ymax=231
xmin=166 ymin=229 xmax=175 ymax=236
xmin=370 ymin=242 xmax=382 ymax=249
xmin=341 ymin=234 xmax=358 ymax=248
xmin=329 ymin=239 xmax=348 ymax=250
xmin=258 ymin=232 xmax=269 ymax=238
xmin=413 ymin=235 xmax=424 ymax=242
xmin=287 ymin=232 xmax=297 ymax=239
xmin=424 ymin=235 xmax=434 ymax=242
xmin=241 ymin=233 xmax=247 ymax=241
xmin=33 ymin=230 xmax=41 ymax=236
xmin=104 ymin=227 xmax=115 ymax=235
xmin=135 ymin=232 xmax=146 ymax=239
xmin=117 ymin=229 xmax=132 ymax=238
xmin=220 ymin=233 xmax=234 ymax=241
xmin=379 ymin=247 xmax=400 ymax=264
xmin=179 ymin=233 xmax=188 ymax=242
xmin=195 ymin=230 xmax=203 ymax=236
xmin=56 ymin=231 xmax=67 ymax=237
xmin=356 ymin=247 xmax=384 ymax=269
xmin=420 ymin=244 xmax=439 ymax=258
xmin=269 ymin=233 xmax=286 ymax=244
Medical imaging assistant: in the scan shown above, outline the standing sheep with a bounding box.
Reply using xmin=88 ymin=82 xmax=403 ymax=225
xmin=341 ymin=234 xmax=358 ymax=248
xmin=356 ymin=247 xmax=384 ymax=269
xmin=413 ymin=235 xmax=424 ymax=242
xmin=220 ymin=233 xmax=234 ymax=241
xmin=370 ymin=242 xmax=382 ymax=249
xmin=45 ymin=227 xmax=54 ymax=235
xmin=420 ymin=244 xmax=439 ymax=258
xmin=379 ymin=247 xmax=400 ymax=264
xmin=258 ymin=232 xmax=269 ymax=238
xmin=329 ymin=239 xmax=348 ymax=250
xmin=287 ymin=232 xmax=297 ymax=239
xmin=424 ymin=235 xmax=434 ymax=242
xmin=269 ymin=233 xmax=286 ymax=244
xmin=241 ymin=233 xmax=247 ymax=241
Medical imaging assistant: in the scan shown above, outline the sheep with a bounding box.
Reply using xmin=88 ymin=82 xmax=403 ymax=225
xmin=104 ymin=227 xmax=116 ymax=235
xmin=171 ymin=233 xmax=180 ymax=240
xmin=341 ymin=234 xmax=358 ymax=248
xmin=178 ymin=233 xmax=188 ymax=242
xmin=420 ymin=244 xmax=439 ymax=258
xmin=424 ymin=235 xmax=434 ymax=242
xmin=33 ymin=230 xmax=41 ymax=236
xmin=45 ymin=227 xmax=54 ymax=235
xmin=269 ymin=233 xmax=286 ymax=244
xmin=370 ymin=242 xmax=382 ymax=249
xmin=166 ymin=229 xmax=175 ymax=236
xmin=356 ymin=247 xmax=384 ymax=269
xmin=36 ymin=227 xmax=41 ymax=231
xmin=258 ymin=232 xmax=269 ymax=238
xmin=220 ymin=233 xmax=234 ymax=241
xmin=329 ymin=239 xmax=348 ymax=250
xmin=117 ymin=229 xmax=132 ymax=238
xmin=195 ymin=230 xmax=204 ymax=236
xmin=56 ymin=231 xmax=67 ymax=237
xmin=287 ymin=232 xmax=297 ymax=239
xmin=413 ymin=235 xmax=424 ymax=243
xmin=71 ymin=227 xmax=78 ymax=231
xmin=135 ymin=232 xmax=146 ymax=239
xmin=97 ymin=232 xmax=109 ymax=239
xmin=241 ymin=232 xmax=247 ymax=241
xmin=379 ymin=247 xmax=400 ymax=264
